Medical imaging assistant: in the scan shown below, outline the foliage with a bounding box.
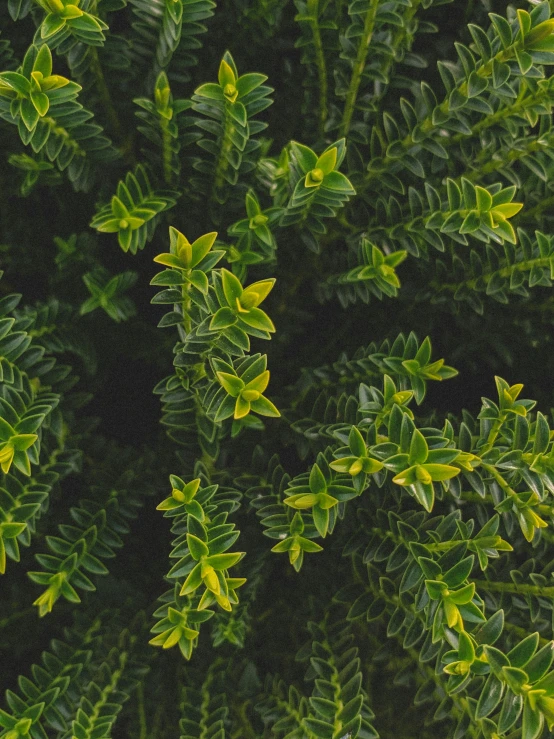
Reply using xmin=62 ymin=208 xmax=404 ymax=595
xmin=4 ymin=1 xmax=554 ymax=737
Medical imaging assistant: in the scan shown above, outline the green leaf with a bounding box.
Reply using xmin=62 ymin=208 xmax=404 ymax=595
xmin=41 ymin=13 xmax=66 ymax=38
xmin=153 ymin=253 xmax=183 ymax=269
xmin=447 ymin=583 xmax=475 ymax=605
xmin=484 ymin=645 xmax=510 ymax=677
xmin=218 ymin=58 xmax=236 ymax=87
xmin=30 ymin=92 xmax=49 ymax=116
xmin=1 ymin=522 xmax=26 ymax=538
xmin=194 ymin=82 xmax=224 ymax=100
xmin=271 ymin=538 xmax=294 ymax=553
xmin=284 ymin=493 xmax=319 ymax=509
xmin=214 ymin=394 xmax=236 ymax=422
xmin=303 ymin=718 xmax=333 ymax=739
xmin=418 ymin=557 xmax=441 ymax=579
xmin=522 ymin=699 xmax=543 ymax=739
xmin=443 ymin=556 xmax=474 ymax=588
xmin=309 ymin=464 xmax=327 ymax=494
xmin=33 ymin=44 xmax=53 ymax=77
xmin=210 ymin=307 xmax=238 ymax=331
xmin=180 ymin=563 xmax=202 ymax=595
xmin=460 ymin=211 xmax=480 ymax=234
xmin=312 ymin=505 xmax=329 ymax=538
xmin=1 ymin=71 xmax=30 ymax=95
xmin=216 ymin=371 xmax=244 ymax=397
xmin=409 ymin=430 xmax=428 ymax=465
xmin=426 ymin=579 xmax=448 ymax=600
xmin=221 ymin=268 xmax=243 ymax=304
xmin=475 ymin=186 xmax=493 ymax=211
xmin=301 ymin=538 xmax=323 ymax=553
xmin=239 ymin=307 xmax=275 ymax=332
xmin=534 ymin=670 xmax=554 ymax=695
xmin=228 ymin=101 xmax=246 ymax=126
xmin=290 ymin=141 xmax=317 ymax=172
xmin=525 ymin=642 xmax=554 ymax=683
xmin=508 ymin=633 xmax=539 ymax=668
xmin=412 ymin=481 xmax=435 ymax=512
xmin=348 ymin=426 xmax=366 ymax=457
xmin=423 ymin=463 xmax=460 ymax=481
xmin=392 ymin=465 xmax=418 ymax=486
xmin=20 ymin=98 xmax=40 ymax=131
xmin=244 ymin=370 xmax=269 ymax=394
xmin=474 ymin=610 xmax=504 ymax=645
xmin=236 ymin=73 xmax=267 ymax=96
xmin=190 ymin=232 xmax=217 ymax=267
xmin=206 ymin=552 xmax=243 ymax=570
xmin=187 ymin=534 xmax=209 ymax=560
xmin=315 ymin=147 xmax=337 ymax=175
xmin=234 ymin=394 xmax=250 ymax=419
xmin=249 ymin=395 xmax=280 ymax=417
xmin=502 ymin=666 xmax=528 ymax=693
xmin=476 ymin=674 xmax=504 ymax=719
xmin=111 ymin=195 xmax=129 ymax=219
xmin=69 ymin=12 xmax=103 ymax=32
xmin=323 ymin=170 xmax=355 ymax=193
xmin=188 ymin=270 xmax=208 ymax=294
xmin=458 ymin=631 xmax=475 ymax=662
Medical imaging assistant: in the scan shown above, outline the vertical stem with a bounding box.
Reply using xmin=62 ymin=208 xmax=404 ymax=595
xmin=181 ymin=283 xmax=191 ymax=335
xmin=481 ymin=463 xmax=516 ymax=499
xmin=373 ymin=0 xmax=422 ymax=115
xmin=229 ymin=700 xmax=258 ymax=738
xmin=340 ymin=0 xmax=380 ymax=137
xmin=307 ymin=0 xmax=328 ymax=139
xmin=213 ymin=105 xmax=235 ymax=205
xmin=160 ymin=115 xmax=174 ymax=186
xmin=137 ymin=682 xmax=148 ymax=739
xmin=200 ymin=449 xmax=216 ymax=475
xmin=88 ymin=45 xmax=123 ymax=144
xmin=479 ymin=413 xmax=507 ymax=455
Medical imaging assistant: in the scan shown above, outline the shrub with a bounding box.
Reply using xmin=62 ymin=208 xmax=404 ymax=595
xmin=2 ymin=1 xmax=554 ymax=737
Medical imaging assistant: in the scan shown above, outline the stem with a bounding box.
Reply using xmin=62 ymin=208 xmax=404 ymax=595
xmin=430 ymin=256 xmax=554 ymax=296
xmin=181 ymin=283 xmax=191 ymax=335
xmin=137 ymin=682 xmax=148 ymax=739
xmin=85 ymin=651 xmax=128 ymax=730
xmin=360 ymin=566 xmax=481 ymax=736
xmin=503 ymin=618 xmax=550 ymax=646
xmin=459 ymin=491 xmax=494 ymax=505
xmin=307 ymin=0 xmax=328 ymax=139
xmin=149 ymin=703 xmax=164 ymax=739
xmin=88 ymin=45 xmax=123 ymax=144
xmin=479 ymin=416 xmax=508 ymax=456
xmin=459 ymin=489 xmax=554 ymax=519
xmin=340 ymin=0 xmax=379 ymax=137
xmin=200 ymin=449 xmax=216 ymax=475
xmin=463 ymin=134 xmax=549 ymax=182
xmin=0 ymin=607 xmax=34 ymax=630
xmin=160 ymin=115 xmax=174 ymax=186
xmin=425 ymin=540 xmax=466 ymax=552
xmin=519 ymin=192 xmax=554 ymax=225
xmin=372 ymin=0 xmax=423 ymax=117
xmin=375 ymin=0 xmax=421 ymax=109
xmin=361 ymin=44 xmax=522 ymax=191
xmin=213 ymin=105 xmax=235 ymax=204
xmin=481 ymin=463 xmax=515 ymax=496
xmin=366 ymin=202 xmax=507 ymax=244
xmin=41 ymin=116 xmax=86 ymax=158
xmin=230 ymin=701 xmax=258 ymax=739
xmin=474 ymin=579 xmax=554 ymax=598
